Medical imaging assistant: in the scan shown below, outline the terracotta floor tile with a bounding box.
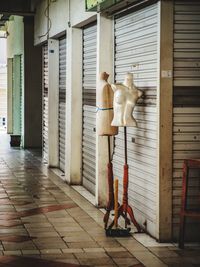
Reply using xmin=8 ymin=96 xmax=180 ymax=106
xmin=112 ymin=257 xmax=140 ymax=266
xmin=18 ymin=204 xmax=77 ymax=217
xmin=97 ymin=241 xmax=122 ymax=248
xmin=46 ymin=210 xmax=70 ymax=218
xmin=24 ymin=222 xmax=52 ymax=228
xmin=0 ymin=220 xmax=22 ymax=227
xmin=62 ymin=232 xmax=92 ymax=238
xmin=0 ymin=206 xmax=15 ymax=212
xmin=33 ymin=238 xmax=68 ymax=249
xmin=29 ymin=231 xmax=60 ymax=238
xmin=3 ymin=250 xmax=22 ymax=256
xmin=0 ymin=235 xmax=35 ymax=243
xmin=26 ymin=226 xmax=55 ymax=233
xmin=3 ymin=240 xmax=37 ymax=250
xmin=83 ymin=248 xmax=105 ymax=253
xmin=56 ymin=227 xmax=84 ymax=233
xmin=107 ymin=251 xmax=133 ymax=258
xmin=48 ymin=217 xmax=76 ymax=223
xmin=93 ymin=265 xmax=117 ymax=267
xmin=62 ymin=248 xmax=84 ymax=253
xmin=67 ymin=242 xmax=100 ymax=249
xmin=0 ymin=227 xmax=27 ymax=234
xmin=75 ymin=252 xmax=109 ymax=259
xmin=78 ymin=257 xmax=114 ymax=266
xmin=91 ymin=236 xmax=115 ymax=242
xmin=40 ymin=249 xmax=62 ymax=254
xmin=21 ymin=214 xmax=47 ymax=223
xmin=42 ymin=253 xmax=75 ymax=260
xmin=22 ymin=249 xmax=40 ymax=255
xmin=63 ymin=236 xmax=94 ymax=243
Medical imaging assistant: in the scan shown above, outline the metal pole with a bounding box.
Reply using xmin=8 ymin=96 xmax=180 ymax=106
xmin=124 ymin=127 xmax=127 ymax=164
xmin=108 ymin=136 xmax=111 ymax=163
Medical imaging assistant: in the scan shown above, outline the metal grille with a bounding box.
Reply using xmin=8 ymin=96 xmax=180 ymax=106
xmin=59 ymin=37 xmax=66 ymax=172
xmin=42 ymin=44 xmax=48 ymax=162
xmin=82 ymin=23 xmax=97 ymax=195
xmin=172 ymin=1 xmax=200 ymax=240
xmin=113 ymin=3 xmax=159 ymax=237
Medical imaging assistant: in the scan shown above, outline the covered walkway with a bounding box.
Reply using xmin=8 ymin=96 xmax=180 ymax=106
xmin=0 ymin=132 xmax=199 ymax=267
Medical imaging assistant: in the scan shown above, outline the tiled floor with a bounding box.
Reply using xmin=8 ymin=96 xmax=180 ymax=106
xmin=0 ymin=132 xmax=200 ymax=267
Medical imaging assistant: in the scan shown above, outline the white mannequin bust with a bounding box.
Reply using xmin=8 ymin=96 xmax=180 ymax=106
xmin=111 ymin=73 xmax=143 ymax=127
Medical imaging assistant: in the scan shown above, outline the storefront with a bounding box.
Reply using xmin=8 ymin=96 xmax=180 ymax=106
xmin=58 ymin=36 xmax=67 ymax=172
xmin=82 ymin=23 xmax=97 ymax=195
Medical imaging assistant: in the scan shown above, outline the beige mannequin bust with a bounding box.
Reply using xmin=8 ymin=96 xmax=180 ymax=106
xmin=96 ymin=72 xmax=118 ymax=136
xmin=111 ymin=73 xmax=143 ymax=127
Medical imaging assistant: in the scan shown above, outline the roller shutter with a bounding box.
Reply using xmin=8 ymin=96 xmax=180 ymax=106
xmin=82 ymin=23 xmax=97 ymax=195
xmin=59 ymin=37 xmax=66 ymax=172
xmin=42 ymin=44 xmax=48 ymax=162
xmin=113 ymin=3 xmax=159 ymax=237
xmin=173 ymin=1 xmax=200 ymax=240
xmin=20 ymin=55 xmax=23 ymax=136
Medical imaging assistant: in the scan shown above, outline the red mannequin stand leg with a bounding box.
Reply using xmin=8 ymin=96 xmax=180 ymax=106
xmin=118 ymin=164 xmax=141 ymax=232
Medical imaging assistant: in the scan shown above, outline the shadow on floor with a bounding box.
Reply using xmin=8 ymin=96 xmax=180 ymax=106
xmin=0 ymin=256 xmax=89 ymax=267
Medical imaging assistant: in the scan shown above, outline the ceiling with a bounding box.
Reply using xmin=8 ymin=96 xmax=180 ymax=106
xmin=0 ymin=0 xmax=41 ymax=28
xmin=0 ymin=0 xmax=41 ymax=16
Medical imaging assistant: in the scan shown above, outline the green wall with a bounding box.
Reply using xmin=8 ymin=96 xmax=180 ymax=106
xmin=7 ymin=16 xmax=24 ymax=141
xmin=12 ymin=55 xmax=22 ymax=136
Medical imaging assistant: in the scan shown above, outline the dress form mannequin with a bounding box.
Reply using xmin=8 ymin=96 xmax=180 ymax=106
xmin=96 ymin=72 xmax=118 ymax=229
xmin=96 ymin=72 xmax=118 ymax=136
xmin=106 ymin=72 xmax=142 ymax=233
xmin=111 ymin=73 xmax=143 ymax=127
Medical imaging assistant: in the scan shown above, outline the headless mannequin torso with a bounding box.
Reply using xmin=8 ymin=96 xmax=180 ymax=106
xmin=111 ymin=73 xmax=143 ymax=127
xmin=96 ymin=72 xmax=118 ymax=136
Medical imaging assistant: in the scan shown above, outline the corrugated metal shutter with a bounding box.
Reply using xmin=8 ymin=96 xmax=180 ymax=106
xmin=42 ymin=44 xmax=48 ymax=162
xmin=173 ymin=108 xmax=200 ymax=240
xmin=113 ymin=3 xmax=159 ymax=236
xmin=20 ymin=55 xmax=23 ymax=136
xmin=174 ymin=1 xmax=200 ymax=87
xmin=173 ymin=1 xmax=200 ymax=240
xmin=59 ymin=37 xmax=66 ymax=172
xmin=82 ymin=23 xmax=97 ymax=195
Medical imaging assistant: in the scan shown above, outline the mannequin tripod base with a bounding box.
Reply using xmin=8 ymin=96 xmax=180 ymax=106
xmin=118 ymin=204 xmax=141 ymax=233
xmin=105 ymin=227 xmax=131 ymax=237
xmin=103 ymin=161 xmax=131 ymax=229
xmin=107 ymin=164 xmax=142 ymax=234
xmin=106 ymin=205 xmax=141 ymax=233
xmin=104 ymin=205 xmax=131 ymax=230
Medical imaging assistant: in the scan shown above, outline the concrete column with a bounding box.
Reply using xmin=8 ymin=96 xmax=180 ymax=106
xmin=96 ymin=14 xmax=114 ymax=207
xmin=48 ymin=38 xmax=59 ymax=167
xmin=65 ymin=26 xmax=82 ymax=184
xmin=13 ymin=55 xmax=21 ymax=136
xmin=7 ymin=58 xmax=13 ymax=134
xmin=157 ymin=0 xmax=174 ymax=241
xmin=23 ymin=17 xmax=42 ymax=148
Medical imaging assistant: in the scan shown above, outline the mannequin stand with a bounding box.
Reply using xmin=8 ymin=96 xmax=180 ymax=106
xmin=103 ymin=137 xmax=114 ymax=229
xmin=104 ymin=136 xmax=130 ymax=229
xmin=107 ymin=127 xmax=141 ymax=233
